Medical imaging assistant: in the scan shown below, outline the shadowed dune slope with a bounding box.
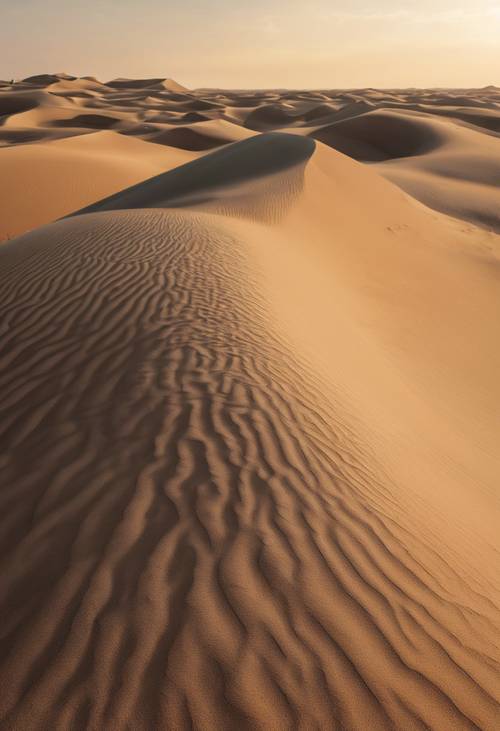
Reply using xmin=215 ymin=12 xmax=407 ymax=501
xmin=300 ymin=108 xmax=500 ymax=230
xmin=74 ymin=133 xmax=315 ymax=217
xmin=105 ymin=77 xmax=189 ymax=93
xmin=310 ymin=109 xmax=447 ymax=161
xmin=370 ymin=114 xmax=500 ymax=231
xmin=142 ymin=126 xmax=226 ymax=151
xmin=0 ymin=90 xmax=66 ymax=117
xmin=0 ymin=134 xmax=499 ymax=730
xmin=142 ymin=123 xmax=248 ymax=151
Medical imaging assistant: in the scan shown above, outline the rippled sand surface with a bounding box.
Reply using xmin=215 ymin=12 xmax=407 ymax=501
xmin=0 ymin=76 xmax=499 ymax=730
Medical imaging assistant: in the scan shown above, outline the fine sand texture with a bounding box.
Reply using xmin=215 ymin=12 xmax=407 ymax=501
xmin=0 ymin=77 xmax=499 ymax=731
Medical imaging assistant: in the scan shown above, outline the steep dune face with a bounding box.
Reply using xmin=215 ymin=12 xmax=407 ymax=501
xmin=138 ymin=122 xmax=247 ymax=151
xmin=0 ymin=134 xmax=499 ymax=730
xmin=0 ymin=90 xmax=67 ymax=118
xmin=106 ymin=78 xmax=189 ymax=93
xmin=22 ymin=73 xmax=76 ymax=84
xmin=310 ymin=109 xmax=447 ymax=160
xmin=370 ymin=113 xmax=500 ymax=231
xmin=75 ymin=133 xmax=315 ymax=219
xmin=287 ymin=108 xmax=500 ymax=230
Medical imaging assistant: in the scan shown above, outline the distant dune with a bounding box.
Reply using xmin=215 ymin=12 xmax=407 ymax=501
xmin=1 ymin=77 xmax=499 ymax=241
xmin=105 ymin=77 xmax=190 ymax=93
xmin=0 ymin=78 xmax=499 ymax=730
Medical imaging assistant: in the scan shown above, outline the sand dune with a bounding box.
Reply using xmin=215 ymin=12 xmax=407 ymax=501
xmin=2 ymin=79 xmax=499 ymax=233
xmin=0 ymin=89 xmax=67 ymax=116
xmin=0 ymin=131 xmax=195 ymax=240
xmin=139 ymin=119 xmax=257 ymax=151
xmin=105 ymin=77 xmax=189 ymax=93
xmin=75 ymin=133 xmax=314 ymax=218
xmin=0 ymin=79 xmax=499 ymax=730
xmin=370 ymin=112 xmax=500 ymax=230
xmin=309 ymin=109 xmax=447 ymax=161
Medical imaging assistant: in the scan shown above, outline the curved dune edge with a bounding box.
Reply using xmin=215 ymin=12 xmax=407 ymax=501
xmin=72 ymin=133 xmax=316 ymax=221
xmin=0 ymin=136 xmax=499 ymax=730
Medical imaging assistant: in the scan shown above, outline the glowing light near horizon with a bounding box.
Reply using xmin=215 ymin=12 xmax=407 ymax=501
xmin=1 ymin=0 xmax=499 ymax=87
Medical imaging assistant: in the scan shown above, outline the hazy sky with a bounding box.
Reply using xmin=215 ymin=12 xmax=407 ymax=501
xmin=1 ymin=0 xmax=499 ymax=88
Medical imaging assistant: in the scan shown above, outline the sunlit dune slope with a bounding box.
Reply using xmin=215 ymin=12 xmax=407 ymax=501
xmin=0 ymin=132 xmax=499 ymax=731
xmin=0 ymin=131 xmax=195 ymax=240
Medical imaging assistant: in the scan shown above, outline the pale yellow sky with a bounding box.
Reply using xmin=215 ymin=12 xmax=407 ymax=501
xmin=2 ymin=0 xmax=499 ymax=87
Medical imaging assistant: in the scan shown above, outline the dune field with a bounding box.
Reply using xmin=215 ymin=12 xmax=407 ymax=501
xmin=0 ymin=74 xmax=499 ymax=730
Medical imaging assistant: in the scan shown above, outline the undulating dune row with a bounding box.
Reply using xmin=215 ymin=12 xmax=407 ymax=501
xmin=0 ymin=129 xmax=499 ymax=730
xmin=1 ymin=75 xmax=500 ymax=240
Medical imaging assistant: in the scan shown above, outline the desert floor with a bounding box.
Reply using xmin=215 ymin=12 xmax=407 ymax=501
xmin=0 ymin=74 xmax=499 ymax=730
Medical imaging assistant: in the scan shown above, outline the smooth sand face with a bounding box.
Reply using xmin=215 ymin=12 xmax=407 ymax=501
xmin=0 ymin=76 xmax=499 ymax=731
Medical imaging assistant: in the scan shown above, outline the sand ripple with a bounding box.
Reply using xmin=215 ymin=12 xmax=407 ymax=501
xmin=0 ymin=202 xmax=499 ymax=729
